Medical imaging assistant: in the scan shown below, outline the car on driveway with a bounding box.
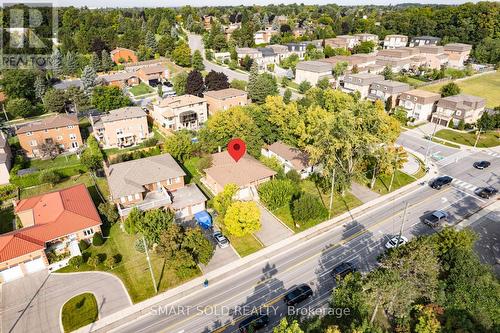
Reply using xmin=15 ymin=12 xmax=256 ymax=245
xmin=238 ymin=313 xmax=269 ymax=333
xmin=284 ymin=284 xmax=313 ymax=306
xmin=430 ymin=176 xmax=453 ymax=190
xmin=473 ymin=161 xmax=491 ymax=170
xmin=385 ymin=236 xmax=408 ymax=249
xmin=213 ymin=231 xmax=230 ymax=248
xmin=423 ymin=210 xmax=449 ymax=228
xmin=331 ymin=262 xmax=356 ymax=280
xmin=475 ymin=187 xmax=498 ymax=199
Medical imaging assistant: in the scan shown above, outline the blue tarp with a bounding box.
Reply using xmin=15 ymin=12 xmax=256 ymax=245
xmin=194 ymin=211 xmax=212 ymax=229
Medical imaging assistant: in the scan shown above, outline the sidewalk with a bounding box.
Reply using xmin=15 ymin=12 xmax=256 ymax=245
xmin=350 ymin=182 xmax=380 ymax=203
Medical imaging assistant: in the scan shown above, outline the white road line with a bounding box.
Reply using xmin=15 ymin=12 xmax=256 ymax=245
xmin=452 ymin=186 xmax=486 ymax=203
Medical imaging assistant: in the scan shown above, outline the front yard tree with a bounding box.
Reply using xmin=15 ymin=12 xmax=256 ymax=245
xmin=173 ymin=72 xmax=188 ymax=96
xmin=139 ymin=208 xmax=174 ymax=245
xmin=0 ymin=69 xmax=37 ymax=101
xmin=247 ymin=61 xmax=259 ymax=97
xmin=87 ymin=255 xmax=101 ymax=268
xmin=162 ymin=130 xmax=193 ymax=163
xmin=204 ymin=70 xmax=229 ymax=91
xmin=145 ymin=31 xmax=158 ymax=54
xmin=192 ymin=50 xmax=205 ymax=71
xmin=182 ymin=227 xmax=214 ymax=265
xmin=157 ymin=223 xmax=183 ymax=259
xmin=124 ymin=207 xmax=143 ymax=234
xmin=185 ymin=70 xmax=205 ymax=97
xmin=298 ymin=80 xmax=312 ymax=94
xmin=90 ymin=52 xmax=101 ymax=72
xmin=382 ymin=65 xmax=394 ymax=80
xmin=91 ymin=86 xmax=132 ymax=112
xmin=81 ymin=65 xmax=97 ymax=95
xmin=172 ymin=41 xmax=192 ymax=67
xmin=43 ymin=89 xmax=67 ymax=113
xmin=51 ymin=49 xmax=63 ymax=78
xmin=440 ymin=82 xmax=461 ymax=97
xmin=257 ymin=179 xmax=299 ymax=210
xmin=224 ymin=201 xmax=261 ymax=237
xmin=98 ymin=202 xmax=119 ymax=224
xmin=213 ymin=183 xmax=239 ymax=217
xmin=249 ymin=73 xmax=278 ymax=104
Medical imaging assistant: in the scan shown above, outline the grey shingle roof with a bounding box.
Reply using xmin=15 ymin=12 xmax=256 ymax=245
xmin=101 ymin=107 xmax=146 ymax=123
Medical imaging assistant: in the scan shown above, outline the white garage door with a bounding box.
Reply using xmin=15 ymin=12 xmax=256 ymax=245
xmin=191 ymin=203 xmax=205 ymax=215
xmin=24 ymin=258 xmax=46 ymax=273
xmin=0 ymin=265 xmax=24 ymax=283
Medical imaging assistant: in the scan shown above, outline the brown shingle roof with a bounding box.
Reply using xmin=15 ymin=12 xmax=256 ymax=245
xmin=265 ymin=141 xmax=310 ymax=170
xmin=203 ymin=88 xmax=247 ymax=100
xmin=16 ymin=114 xmax=79 ymax=134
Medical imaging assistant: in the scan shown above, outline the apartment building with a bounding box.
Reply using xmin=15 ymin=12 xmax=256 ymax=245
xmin=432 ymin=94 xmax=486 ymax=126
xmin=204 ymin=88 xmax=248 ymax=115
xmin=341 ymin=73 xmax=384 ymax=98
xmin=16 ymin=114 xmax=83 ymax=158
xmin=151 ymin=95 xmax=208 ymax=131
xmin=367 ymin=80 xmax=411 ymax=108
xmin=443 ymin=43 xmax=472 ymax=68
xmin=383 ymin=34 xmax=408 ymax=49
xmin=398 ymin=89 xmax=441 ymax=124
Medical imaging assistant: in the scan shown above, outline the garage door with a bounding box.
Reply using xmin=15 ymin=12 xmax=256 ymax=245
xmin=191 ymin=203 xmax=205 ymax=215
xmin=0 ymin=265 xmax=24 ymax=283
xmin=24 ymin=258 xmax=46 ymax=274
xmin=175 ymin=207 xmax=190 ymax=219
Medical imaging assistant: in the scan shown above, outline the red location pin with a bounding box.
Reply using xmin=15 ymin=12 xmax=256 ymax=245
xmin=227 ymin=138 xmax=246 ymax=162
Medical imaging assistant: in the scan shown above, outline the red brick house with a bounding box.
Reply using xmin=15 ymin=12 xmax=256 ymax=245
xmin=0 ymin=184 xmax=102 ymax=283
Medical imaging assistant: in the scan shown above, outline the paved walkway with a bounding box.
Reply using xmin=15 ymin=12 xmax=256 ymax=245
xmin=255 ymin=203 xmax=294 ymax=246
xmin=402 ymin=153 xmax=421 ymax=175
xmin=350 ymin=182 xmax=380 ymax=203
xmin=0 ymin=270 xmax=131 ymax=333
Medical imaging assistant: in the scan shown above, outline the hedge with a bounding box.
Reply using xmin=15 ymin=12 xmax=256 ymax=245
xmin=10 ymin=164 xmax=87 ymax=188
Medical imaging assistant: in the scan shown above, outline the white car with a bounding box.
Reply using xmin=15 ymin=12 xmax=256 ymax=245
xmin=213 ymin=231 xmax=230 ymax=249
xmin=385 ymin=236 xmax=408 ymax=249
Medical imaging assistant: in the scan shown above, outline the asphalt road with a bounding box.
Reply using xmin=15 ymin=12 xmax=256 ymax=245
xmin=110 ymin=150 xmax=499 ymax=333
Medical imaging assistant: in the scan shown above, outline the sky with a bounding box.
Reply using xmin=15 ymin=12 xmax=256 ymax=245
xmin=49 ymin=0 xmax=477 ymax=7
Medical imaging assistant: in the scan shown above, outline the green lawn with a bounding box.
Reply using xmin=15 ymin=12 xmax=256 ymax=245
xmin=29 ymin=154 xmax=81 ymax=170
xmin=61 ymin=293 xmax=98 ymax=332
xmin=227 ymin=233 xmax=263 ymax=257
xmin=272 ymin=180 xmax=363 ymax=232
xmin=435 ymin=129 xmax=499 ymax=148
xmin=421 ymin=71 xmax=500 ymax=108
xmin=431 ymin=137 xmax=461 ymax=149
xmin=370 ymin=170 xmax=416 ymax=195
xmin=58 ymin=223 xmax=200 ymax=303
xmin=0 ymin=206 xmax=15 ymax=234
xmin=129 ymin=83 xmax=154 ymax=96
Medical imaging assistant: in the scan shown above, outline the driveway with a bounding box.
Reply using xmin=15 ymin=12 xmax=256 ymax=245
xmin=255 ymin=203 xmax=294 ymax=246
xmin=0 ymin=270 xmax=131 ymax=333
xmin=200 ymin=245 xmax=240 ymax=273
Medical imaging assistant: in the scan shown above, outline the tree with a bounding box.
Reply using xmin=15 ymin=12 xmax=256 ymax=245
xmin=90 ymin=52 xmax=101 ymax=72
xmin=0 ymin=69 xmax=37 ymax=101
xmin=333 ymin=61 xmax=349 ymax=79
xmin=91 ymin=86 xmax=132 ymax=111
xmin=81 ymin=65 xmax=97 ymax=95
xmin=43 ymin=89 xmax=67 ymax=113
xmin=258 ymin=179 xmax=299 ymax=210
xmin=317 ymin=77 xmax=331 ymax=90
xmin=440 ymin=82 xmax=461 ymax=97
xmin=185 ymin=70 xmax=205 ymax=97
xmin=104 ymin=256 xmax=118 ymax=269
xmin=63 ymin=51 xmax=79 ymax=76
xmin=283 ymin=88 xmax=292 ymax=104
xmin=298 ymin=80 xmax=312 ymax=94
xmin=163 ymin=130 xmax=193 ymax=163
xmin=213 ymin=183 xmax=239 ymax=217
xmin=87 ymin=255 xmax=100 ymax=268
xmin=98 ymin=202 xmax=119 ymax=224
xmin=39 ymin=170 xmax=61 ymax=186
xmin=6 ymin=98 xmax=33 ymax=119
xmin=101 ymin=49 xmax=114 ymax=72
xmin=69 ymin=256 xmax=83 ymax=268
xmin=204 ymin=70 xmax=229 ymax=91
xmin=34 ymin=76 xmax=47 ymax=101
xmin=92 ymin=232 xmax=104 ymax=246
xmin=414 ymin=304 xmax=441 ymax=333
xmin=172 ymin=42 xmax=192 ymax=67
xmin=157 ymin=223 xmax=183 ymax=259
xmin=51 ymin=49 xmax=63 ymax=78
xmin=291 ymin=193 xmax=328 ymax=223
xmin=249 ymin=73 xmax=278 ymax=104
xmin=192 ymin=50 xmax=205 ymax=71
xmin=230 ymin=79 xmax=247 ymax=91
xmin=173 ymin=72 xmax=188 ymax=95
xmin=273 ymin=318 xmax=304 ymax=333
xmin=139 ymin=208 xmax=174 ymax=245
xmin=382 ymin=65 xmax=394 ymax=80
xmin=124 ymin=207 xmax=142 ymax=234
xmin=66 ymin=87 xmax=91 ymax=113
xmin=145 ymin=31 xmax=158 ymax=54
xmin=353 ymin=41 xmax=376 ymax=54
xmin=182 ymin=227 xmax=213 ymax=265
xmin=223 ymin=201 xmax=261 ymax=237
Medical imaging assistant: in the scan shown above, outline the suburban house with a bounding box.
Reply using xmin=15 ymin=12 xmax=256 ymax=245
xmin=431 ymin=94 xmax=486 ymax=126
xmin=295 ymin=60 xmax=334 ymax=86
xmin=286 ymin=42 xmax=308 ymax=59
xmin=320 ymin=54 xmax=377 ymax=72
xmin=409 ymin=36 xmax=441 ymax=47
xmin=123 ymin=58 xmax=167 ymax=72
xmin=202 ymin=152 xmax=276 ymax=200
xmin=257 ymin=47 xmax=280 ymax=70
xmin=355 ymin=33 xmax=379 ymax=44
xmin=110 ymin=47 xmax=138 ymax=64
xmin=137 ymin=64 xmax=168 ymax=86
xmin=375 ymin=47 xmax=421 ymax=72
xmin=204 ymin=88 xmax=248 ymax=115
xmin=417 ymin=45 xmax=449 ymax=69
xmin=341 ymin=73 xmax=384 ymax=98
xmin=266 ymin=44 xmax=290 ymax=61
xmin=203 ymin=15 xmax=214 ymax=30
xmin=224 ymin=23 xmax=240 ymax=40
xmin=324 ymin=35 xmax=360 ymax=50
xmin=443 ymin=43 xmax=472 ymax=68
xmin=0 ymin=132 xmax=12 ymax=185
xmin=383 ymin=34 xmax=408 ymax=49
xmin=261 ymin=141 xmax=314 ymax=179
xmin=151 ymin=95 xmax=208 ymax=131
xmin=254 ymin=28 xmax=279 ymax=44
xmin=398 ymin=89 xmax=441 ymax=124
xmin=0 ymin=184 xmax=101 ymax=283
xmin=106 ymin=154 xmax=206 ymax=218
xmin=16 ymin=113 xmax=83 ymax=158
xmin=292 ymin=27 xmax=308 ymax=38
xmin=236 ymin=48 xmax=262 ymax=63
xmin=101 ymin=71 xmax=139 ymax=88
xmin=90 ymin=107 xmax=149 ymax=149
xmin=367 ymin=80 xmax=411 ymax=108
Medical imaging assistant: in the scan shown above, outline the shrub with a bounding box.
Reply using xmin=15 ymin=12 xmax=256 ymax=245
xmin=298 ymin=80 xmax=312 ymax=94
xmin=285 ymin=170 xmax=301 ymax=183
xmin=135 ymin=238 xmax=145 ymax=253
xmin=258 ymin=179 xmax=299 ymax=210
xmin=79 ymin=239 xmax=89 ymax=252
xmin=104 ymin=256 xmax=117 ymax=269
xmin=0 ymin=184 xmax=18 ymax=202
xmin=38 ymin=169 xmax=61 ymax=186
xmin=69 ymin=255 xmax=83 ymax=268
xmin=92 ymin=232 xmax=104 ymax=246
xmin=457 ymin=119 xmax=465 ymax=130
xmin=291 ymin=193 xmax=328 ymax=223
xmin=140 ymin=138 xmax=158 ymax=148
xmin=98 ymin=202 xmax=119 ymax=224
xmin=87 ymin=255 xmax=101 ymax=268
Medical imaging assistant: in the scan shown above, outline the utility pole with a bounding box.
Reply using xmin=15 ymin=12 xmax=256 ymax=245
xmin=2 ymin=104 xmax=9 ymax=122
xmin=388 ymin=152 xmax=399 ymax=193
xmin=396 ymin=202 xmax=408 ymax=248
xmin=474 ymin=128 xmax=482 ymax=149
xmin=328 ymin=168 xmax=335 ymax=219
xmin=142 ymin=235 xmax=158 ymax=294
xmin=424 ymin=112 xmax=440 ymax=165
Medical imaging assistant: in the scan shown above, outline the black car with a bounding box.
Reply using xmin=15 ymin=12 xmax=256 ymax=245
xmin=284 ymin=285 xmax=313 ymax=306
xmin=238 ymin=313 xmax=269 ymax=333
xmin=473 ymin=161 xmax=491 ymax=170
xmin=430 ymin=176 xmax=453 ymax=190
xmin=331 ymin=262 xmax=356 ymax=280
xmin=475 ymin=186 xmax=498 ymax=199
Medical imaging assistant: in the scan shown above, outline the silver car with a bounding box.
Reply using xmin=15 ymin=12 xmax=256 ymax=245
xmin=213 ymin=231 xmax=230 ymax=248
xmin=385 ymin=236 xmax=408 ymax=249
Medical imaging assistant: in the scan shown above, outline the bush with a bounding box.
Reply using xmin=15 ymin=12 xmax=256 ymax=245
xmin=38 ymin=169 xmax=61 ymax=186
xmin=92 ymin=232 xmax=104 ymax=246
xmin=140 ymin=138 xmax=158 ymax=148
xmin=258 ymin=179 xmax=299 ymax=210
xmin=87 ymin=255 xmax=101 ymax=268
xmin=285 ymin=170 xmax=301 ymax=183
xmin=291 ymin=193 xmax=328 ymax=223
xmin=104 ymin=256 xmax=117 ymax=269
xmin=135 ymin=238 xmax=145 ymax=253
xmin=69 ymin=255 xmax=83 ymax=268
xmin=0 ymin=184 xmax=18 ymax=202
xmin=98 ymin=202 xmax=119 ymax=224
xmin=79 ymin=240 xmax=89 ymax=252
xmin=457 ymin=119 xmax=465 ymax=130
xmin=298 ymin=80 xmax=312 ymax=94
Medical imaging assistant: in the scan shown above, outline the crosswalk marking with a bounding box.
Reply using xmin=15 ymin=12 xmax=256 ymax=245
xmin=485 ymin=151 xmax=500 ymax=158
xmin=441 ymin=175 xmax=479 ymax=193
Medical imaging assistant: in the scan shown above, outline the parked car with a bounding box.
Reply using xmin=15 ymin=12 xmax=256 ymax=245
xmin=474 ymin=186 xmax=498 ymax=199
xmin=385 ymin=236 xmax=408 ymax=249
xmin=423 ymin=210 xmax=449 ymax=228
xmin=213 ymin=231 xmax=229 ymax=248
xmin=473 ymin=161 xmax=491 ymax=170
xmin=238 ymin=313 xmax=269 ymax=333
xmin=330 ymin=262 xmax=356 ymax=280
xmin=284 ymin=284 xmax=313 ymax=306
xmin=430 ymin=176 xmax=453 ymax=190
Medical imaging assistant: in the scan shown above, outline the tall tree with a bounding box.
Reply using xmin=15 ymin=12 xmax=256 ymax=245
xmin=91 ymin=86 xmax=132 ymax=112
xmin=440 ymin=82 xmax=461 ymax=97
xmin=90 ymin=52 xmax=101 ymax=72
xmin=185 ymin=70 xmax=205 ymax=97
xmin=181 ymin=227 xmax=213 ymax=265
xmin=63 ymin=51 xmax=79 ymax=76
xmin=204 ymin=70 xmax=229 ymax=91
xmin=101 ymin=49 xmax=114 ymax=72
xmin=223 ymin=201 xmax=261 ymax=237
xmin=172 ymin=41 xmax=192 ymax=67
xmin=81 ymin=65 xmax=97 ymax=95
xmin=51 ymin=49 xmax=63 ymax=78
xmin=213 ymin=183 xmax=239 ymax=218
xmin=34 ymin=76 xmax=47 ymax=101
xmin=173 ymin=72 xmax=188 ymax=96
xmin=43 ymin=89 xmax=67 ymax=113
xmin=192 ymin=50 xmax=205 ymax=71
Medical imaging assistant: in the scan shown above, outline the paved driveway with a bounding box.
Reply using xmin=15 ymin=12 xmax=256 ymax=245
xmin=255 ymin=203 xmax=294 ymax=246
xmin=0 ymin=270 xmax=131 ymax=333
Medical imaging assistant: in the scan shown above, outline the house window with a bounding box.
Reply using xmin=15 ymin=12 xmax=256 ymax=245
xmin=30 ymin=140 xmax=37 ymax=147
xmin=414 ymin=97 xmax=417 ymax=101
xmin=128 ymin=195 xmax=133 ymax=201
xmin=135 ymin=193 xmax=141 ymax=200
xmin=116 ymin=129 xmax=123 ymax=135
xmin=69 ymin=133 xmax=77 ymax=140
xmin=71 ymin=141 xmax=79 ymax=149
xmin=44 ymin=129 xmax=48 ymax=133
xmin=456 ymin=111 xmax=462 ymax=116
xmin=120 ymin=197 xmax=126 ymax=203
xmin=67 ymin=125 xmax=74 ymax=129
xmin=83 ymin=228 xmax=94 ymax=236
xmin=26 ymin=131 xmax=33 ymax=136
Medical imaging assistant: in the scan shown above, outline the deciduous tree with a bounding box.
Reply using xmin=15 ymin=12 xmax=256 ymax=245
xmin=223 ymin=201 xmax=261 ymax=237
